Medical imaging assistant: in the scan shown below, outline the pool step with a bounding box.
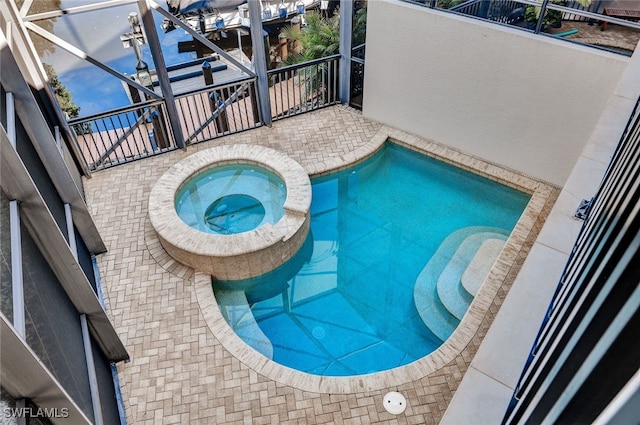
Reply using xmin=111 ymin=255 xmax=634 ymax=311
xmin=215 ymin=289 xmax=274 ymax=360
xmin=414 ymin=227 xmax=508 ymax=341
xmin=436 ymin=233 xmax=507 ymax=320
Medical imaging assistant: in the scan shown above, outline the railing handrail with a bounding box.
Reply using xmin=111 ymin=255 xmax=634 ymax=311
xmin=418 ymin=0 xmax=640 ymax=34
xmin=73 ymin=55 xmax=341 ymax=170
xmin=266 ymin=54 xmax=341 ymax=75
xmin=68 ymin=98 xmax=165 ymax=124
xmin=91 ymin=109 xmax=155 ymax=169
xmin=173 ymin=75 xmax=257 ymax=99
xmin=185 ymin=81 xmax=254 ymax=144
xmin=450 ymin=0 xmax=481 ymax=12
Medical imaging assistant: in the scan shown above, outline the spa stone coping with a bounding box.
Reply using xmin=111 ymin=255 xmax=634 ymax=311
xmin=149 ymin=144 xmax=311 ymax=280
xmin=192 ymin=127 xmax=557 ymax=394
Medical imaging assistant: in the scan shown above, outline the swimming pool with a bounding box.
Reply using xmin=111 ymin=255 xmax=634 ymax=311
xmin=214 ymin=142 xmax=531 ymax=376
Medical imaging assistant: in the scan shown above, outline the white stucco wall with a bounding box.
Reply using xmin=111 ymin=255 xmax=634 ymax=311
xmin=362 ymin=0 xmax=629 ymax=186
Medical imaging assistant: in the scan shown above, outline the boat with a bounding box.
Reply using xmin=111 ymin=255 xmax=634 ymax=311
xmin=162 ymin=0 xmax=324 ymax=34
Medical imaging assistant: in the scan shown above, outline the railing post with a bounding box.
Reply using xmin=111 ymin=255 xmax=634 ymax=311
xmin=535 ymin=0 xmax=551 ymax=34
xmin=339 ymin=0 xmax=353 ymax=105
xmin=138 ymin=0 xmax=186 ymax=148
xmin=248 ymin=0 xmax=272 ymax=126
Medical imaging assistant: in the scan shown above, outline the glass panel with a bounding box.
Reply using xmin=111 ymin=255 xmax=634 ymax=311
xmin=0 ymin=191 xmax=12 ymax=322
xmin=20 ymin=219 xmax=93 ymax=420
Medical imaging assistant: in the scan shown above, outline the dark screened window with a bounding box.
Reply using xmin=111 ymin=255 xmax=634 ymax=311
xmin=0 ymin=387 xmax=17 ymax=425
xmin=1 ymin=85 xmax=7 ymax=130
xmin=15 ymin=119 xmax=67 ymax=243
xmin=74 ymin=226 xmax=96 ymax=293
xmin=20 ymin=218 xmax=94 ymax=420
xmin=92 ymin=339 xmax=122 ymax=425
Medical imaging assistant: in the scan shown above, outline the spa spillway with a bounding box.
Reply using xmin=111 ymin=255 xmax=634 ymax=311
xmin=149 ymin=145 xmax=311 ymax=281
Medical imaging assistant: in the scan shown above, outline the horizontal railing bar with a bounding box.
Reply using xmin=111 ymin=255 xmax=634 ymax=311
xmin=165 ymin=55 xmax=221 ymax=73
xmin=266 ymin=54 xmax=341 ymax=75
xmin=412 ymin=0 xmax=640 ymax=32
xmin=173 ymin=76 xmax=257 ymax=99
xmin=68 ymin=99 xmax=165 ymax=124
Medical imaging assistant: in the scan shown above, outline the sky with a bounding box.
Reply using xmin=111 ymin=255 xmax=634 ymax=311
xmin=40 ymin=1 xmax=196 ymax=117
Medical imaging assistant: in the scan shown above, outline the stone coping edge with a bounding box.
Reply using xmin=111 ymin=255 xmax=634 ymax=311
xmin=193 ymin=129 xmax=556 ymax=394
xmin=148 ymin=144 xmax=311 ymax=280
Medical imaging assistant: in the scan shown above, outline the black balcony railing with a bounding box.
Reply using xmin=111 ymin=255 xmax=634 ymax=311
xmin=267 ymin=54 xmax=341 ymax=121
xmin=69 ymin=99 xmax=177 ymax=171
xmin=175 ymin=77 xmax=261 ymax=146
xmin=405 ymin=0 xmax=640 ymax=52
xmin=68 ymin=55 xmax=341 ymax=171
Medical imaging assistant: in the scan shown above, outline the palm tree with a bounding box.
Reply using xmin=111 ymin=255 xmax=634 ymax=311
xmin=275 ymin=12 xmax=340 ymax=111
xmin=281 ymin=11 xmax=340 ymax=64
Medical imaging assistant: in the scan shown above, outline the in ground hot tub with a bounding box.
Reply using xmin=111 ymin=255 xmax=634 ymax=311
xmin=175 ymin=164 xmax=286 ymax=236
xmin=149 ymin=144 xmax=311 ymax=280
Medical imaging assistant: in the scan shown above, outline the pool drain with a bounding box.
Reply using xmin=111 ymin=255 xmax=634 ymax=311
xmin=312 ymin=326 xmax=326 ymax=339
xmin=383 ymin=391 xmax=407 ymax=414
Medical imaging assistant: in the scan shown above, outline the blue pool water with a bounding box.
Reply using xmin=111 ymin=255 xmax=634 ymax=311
xmin=175 ymin=164 xmax=286 ymax=235
xmin=214 ymin=143 xmax=531 ymax=376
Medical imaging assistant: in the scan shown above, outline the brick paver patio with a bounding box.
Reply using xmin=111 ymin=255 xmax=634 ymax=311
xmin=84 ymin=106 xmax=558 ymax=424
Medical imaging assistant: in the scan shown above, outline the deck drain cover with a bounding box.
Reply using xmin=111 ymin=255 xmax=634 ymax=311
xmin=383 ymin=391 xmax=407 ymax=414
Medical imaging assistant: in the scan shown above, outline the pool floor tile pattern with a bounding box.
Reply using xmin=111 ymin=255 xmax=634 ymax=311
xmin=85 ymin=106 xmax=559 ymax=424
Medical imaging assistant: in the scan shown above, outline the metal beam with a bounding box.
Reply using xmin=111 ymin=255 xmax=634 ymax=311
xmin=150 ymin=1 xmax=256 ymax=77
xmin=248 ymin=0 xmax=272 ymax=126
xmin=23 ymin=0 xmax=137 ymax=21
xmin=65 ymin=203 xmax=78 ymax=261
xmin=6 ymin=92 xmax=15 ymax=147
xmin=9 ymin=201 xmax=25 ymax=338
xmin=138 ymin=0 xmax=186 ymax=148
xmin=23 ymin=22 xmax=159 ymax=100
xmin=339 ymin=0 xmax=353 ymax=105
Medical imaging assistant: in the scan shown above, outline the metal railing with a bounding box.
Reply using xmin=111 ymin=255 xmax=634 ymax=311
xmin=67 ymin=55 xmax=342 ymax=170
xmin=350 ymin=44 xmax=365 ymax=110
xmin=267 ymin=54 xmax=341 ymax=121
xmin=450 ymin=0 xmax=525 ymax=24
xmin=408 ymin=0 xmax=640 ymax=52
xmin=174 ymin=77 xmax=261 ymax=145
xmin=69 ymin=99 xmax=177 ymax=171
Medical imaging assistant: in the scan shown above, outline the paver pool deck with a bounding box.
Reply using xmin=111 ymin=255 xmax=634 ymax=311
xmin=84 ymin=105 xmax=559 ymax=424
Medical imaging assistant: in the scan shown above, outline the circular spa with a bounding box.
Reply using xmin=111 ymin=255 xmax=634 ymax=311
xmin=175 ymin=164 xmax=286 ymax=236
xmin=149 ymin=145 xmax=311 ymax=281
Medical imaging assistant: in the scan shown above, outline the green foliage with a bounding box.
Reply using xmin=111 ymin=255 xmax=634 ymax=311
xmin=437 ymin=0 xmax=466 ymax=10
xmin=282 ymin=11 xmax=340 ymax=65
xmin=524 ymin=0 xmax=591 ymax=30
xmin=524 ymin=3 xmax=561 ymax=29
xmin=353 ymin=3 xmax=367 ymax=46
xmin=43 ymin=63 xmax=80 ymax=119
